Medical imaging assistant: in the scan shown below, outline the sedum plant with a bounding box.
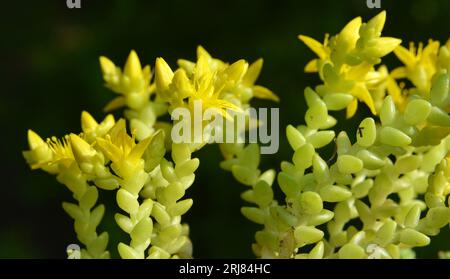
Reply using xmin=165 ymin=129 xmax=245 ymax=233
xmin=23 ymin=45 xmax=277 ymax=258
xmin=23 ymin=11 xmax=450 ymax=259
xmin=220 ymin=11 xmax=450 ymax=259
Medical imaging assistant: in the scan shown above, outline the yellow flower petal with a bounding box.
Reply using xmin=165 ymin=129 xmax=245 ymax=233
xmin=123 ymin=50 xmax=143 ymax=80
xmin=253 ymin=85 xmax=280 ymax=102
xmin=172 ymin=69 xmax=194 ymax=99
xmin=143 ymin=65 xmax=152 ymax=82
xmin=96 ymin=136 xmax=122 ymax=163
xmin=197 ymin=45 xmax=213 ymax=60
xmin=99 ymin=115 xmax=116 ymax=133
xmin=108 ymin=119 xmax=127 ymax=141
xmin=394 ymin=45 xmax=415 ymax=67
xmin=212 ymin=99 xmax=242 ymax=112
xmin=366 ymin=11 xmax=386 ymax=35
xmin=298 ymin=35 xmax=328 ymax=60
xmin=338 ymin=16 xmax=362 ymax=48
xmin=223 ymin=59 xmax=248 ymax=82
xmin=177 ymin=59 xmax=195 ymax=75
xmin=99 ymin=56 xmax=116 ymax=76
xmin=27 ymin=129 xmax=45 ymax=150
xmin=243 ymin=58 xmax=263 ymax=86
xmin=127 ymin=133 xmax=153 ymax=165
xmin=346 ymin=62 xmax=372 ymax=81
xmin=194 ymin=54 xmax=212 ymax=80
xmin=422 ymin=40 xmax=440 ymax=57
xmin=346 ymin=98 xmax=358 ymax=118
xmin=81 ymin=111 xmax=98 ymax=132
xmin=371 ymin=37 xmax=402 ymax=57
xmin=365 ymin=65 xmax=388 ymax=86
xmin=351 ymin=84 xmax=377 ymax=115
xmin=103 ymin=96 xmax=126 ymax=112
xmin=69 ymin=133 xmax=96 ymax=162
xmin=304 ymin=59 xmax=318 ymax=73
xmin=196 ymin=45 xmax=226 ymax=72
xmin=386 ymin=77 xmax=404 ymax=106
xmin=390 ymin=67 xmax=407 ymax=79
xmin=155 ymin=57 xmax=174 ymax=93
xmin=30 ymin=162 xmax=50 ymax=170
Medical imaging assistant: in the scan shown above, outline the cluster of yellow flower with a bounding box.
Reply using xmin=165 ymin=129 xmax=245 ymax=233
xmin=299 ymin=11 xmax=401 ymax=118
xmin=299 ymin=10 xmax=450 ymax=117
xmin=24 ymin=113 xmax=117 ymax=258
xmin=391 ymin=38 xmax=450 ymax=108
xmin=23 ymin=46 xmax=277 ymax=258
xmin=219 ymin=11 xmax=450 ymax=259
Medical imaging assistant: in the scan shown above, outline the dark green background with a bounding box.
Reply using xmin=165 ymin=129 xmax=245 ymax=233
xmin=1 ymin=0 xmax=449 ymax=258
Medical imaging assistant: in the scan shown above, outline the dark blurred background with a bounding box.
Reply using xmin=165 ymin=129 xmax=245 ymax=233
xmin=0 ymin=0 xmax=449 ymax=258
